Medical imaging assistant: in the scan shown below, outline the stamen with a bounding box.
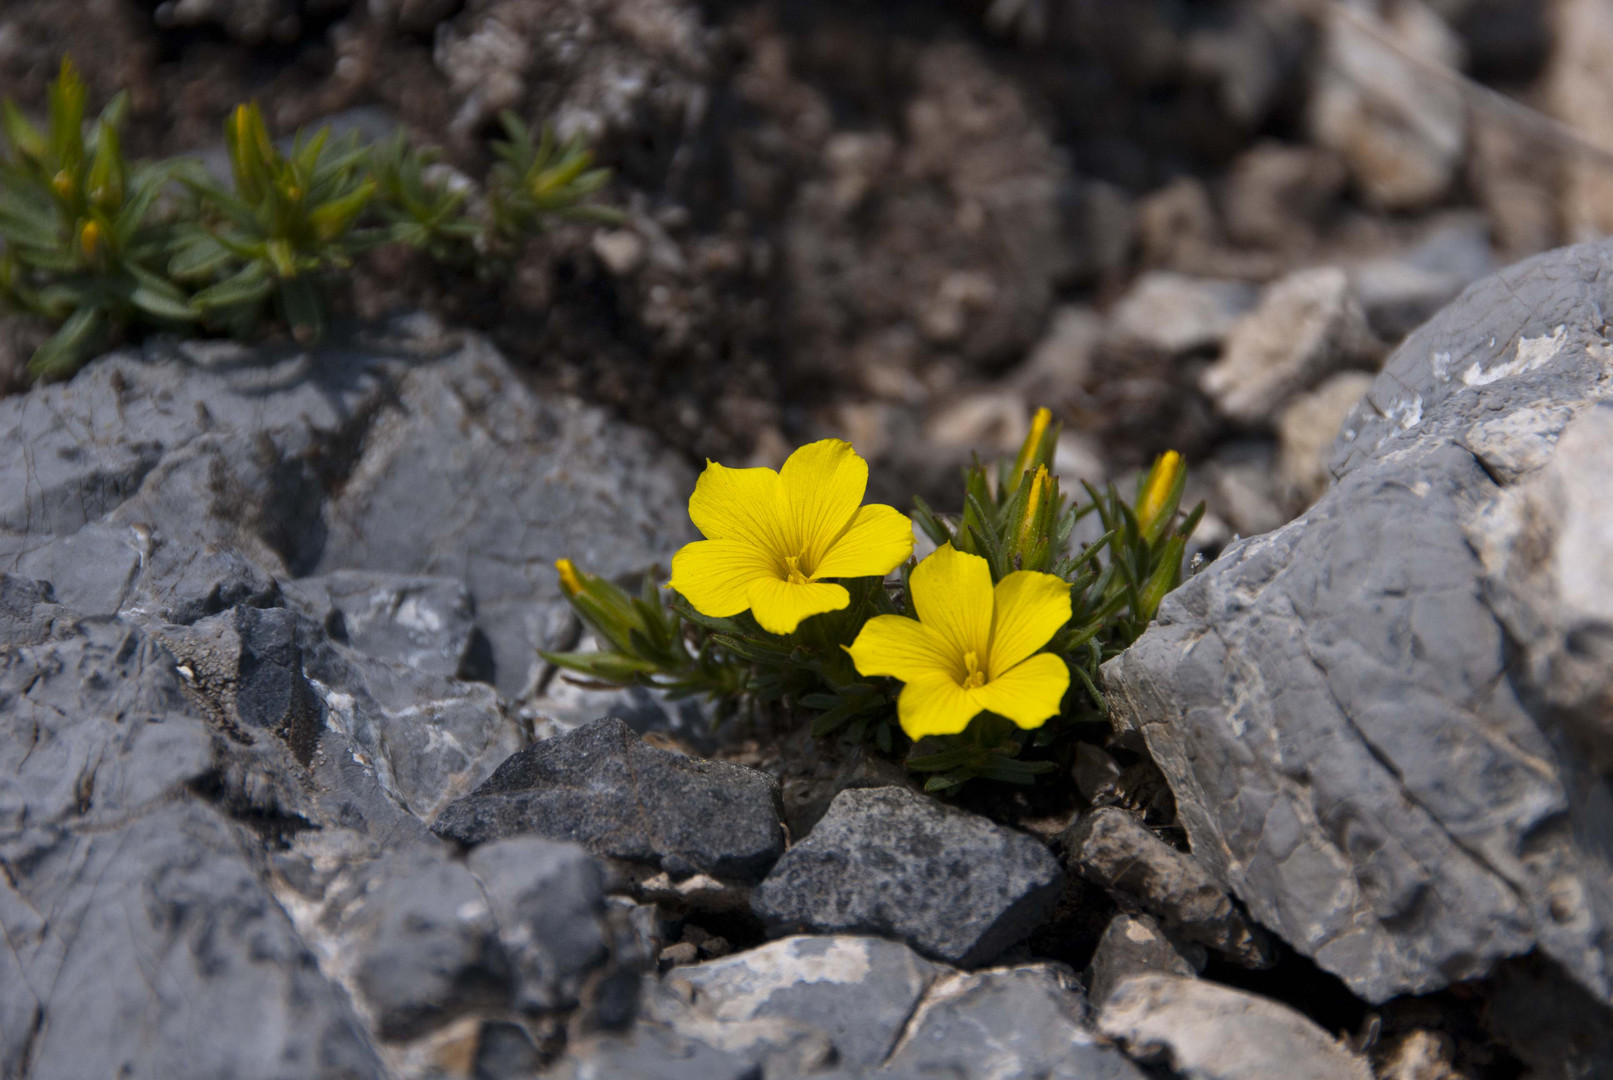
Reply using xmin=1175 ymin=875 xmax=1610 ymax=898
xmin=784 ymin=554 xmax=810 ymax=585
xmin=961 ymin=649 xmax=986 ymax=690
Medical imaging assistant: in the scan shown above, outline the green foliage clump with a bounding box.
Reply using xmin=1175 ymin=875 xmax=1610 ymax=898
xmin=0 ymin=60 xmax=194 ymax=377
xmin=546 ymin=413 xmax=1202 ymax=795
xmin=0 ymin=60 xmax=616 ymax=378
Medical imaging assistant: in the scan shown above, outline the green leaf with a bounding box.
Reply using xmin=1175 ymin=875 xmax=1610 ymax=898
xmin=279 ymin=274 xmax=324 ymax=341
xmin=1 ymin=99 xmax=46 ymax=162
xmin=114 ymin=168 xmax=168 ymax=242
xmin=28 ymin=304 xmax=105 ymax=380
xmin=47 ymin=58 xmax=87 ymax=170
xmin=86 ymin=121 xmax=124 ymax=210
xmin=95 ymin=89 xmax=129 ymax=134
xmin=128 ymin=281 xmax=196 ymax=322
xmin=540 ymin=649 xmax=660 ymax=681
xmin=0 ymin=204 xmax=64 ymax=250
xmin=307 ymin=178 xmax=375 ymax=244
xmin=189 ymin=262 xmax=271 ymax=311
xmin=167 ymin=232 xmax=236 ymax=278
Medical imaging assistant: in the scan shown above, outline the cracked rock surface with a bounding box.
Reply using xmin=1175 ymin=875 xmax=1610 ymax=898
xmin=751 ymin=786 xmax=1064 ymax=968
xmin=1105 ymin=239 xmax=1613 ymax=1022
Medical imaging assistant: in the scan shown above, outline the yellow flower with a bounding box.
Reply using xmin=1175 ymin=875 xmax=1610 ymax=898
xmin=668 ymin=439 xmax=914 ymax=635
xmin=847 ymin=544 xmax=1071 ymax=739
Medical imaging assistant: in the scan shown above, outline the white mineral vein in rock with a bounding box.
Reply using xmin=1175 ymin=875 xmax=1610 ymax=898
xmin=1463 ymin=325 xmax=1566 ymax=386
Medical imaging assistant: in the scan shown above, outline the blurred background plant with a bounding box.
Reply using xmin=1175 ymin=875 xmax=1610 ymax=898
xmin=0 ymin=60 xmax=194 ymax=378
xmin=0 ymin=61 xmax=614 ymax=376
xmin=545 ymin=409 xmax=1202 ymax=794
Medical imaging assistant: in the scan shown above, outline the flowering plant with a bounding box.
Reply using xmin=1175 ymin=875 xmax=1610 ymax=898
xmin=545 ymin=409 xmax=1200 ymax=792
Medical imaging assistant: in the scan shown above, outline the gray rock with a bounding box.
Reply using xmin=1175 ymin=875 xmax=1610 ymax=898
xmin=0 ymin=574 xmax=72 ymax=647
xmin=1105 ymin=272 xmax=1260 ymax=356
xmin=1276 ymin=372 xmax=1376 ymax=508
xmin=1062 ymin=808 xmax=1270 ymax=968
xmin=300 ymin=633 xmax=523 ymax=822
xmin=1096 ymin=974 xmax=1373 ymax=1080
xmin=1202 ymin=440 xmax=1289 ymax=539
xmin=466 ymin=837 xmax=614 ymax=1013
xmin=1467 ymin=403 xmax=1613 ymax=770
xmin=1351 ymin=214 xmax=1495 ymax=341
xmin=284 ymin=569 xmax=483 ymax=679
xmin=0 ymin=800 xmax=387 ymax=1080
xmin=545 ymin=1021 xmax=762 ymax=1080
xmin=435 ymin=717 xmax=786 ymax=882
xmin=0 ymin=327 xmax=689 ymax=700
xmin=0 ymin=614 xmax=216 ymax=842
xmin=1084 ymin=914 xmax=1203 ymax=1008
xmin=338 ymin=843 xmax=511 ymax=1041
xmin=1308 ymin=0 xmax=1466 ymax=210
xmin=1106 ymin=240 xmax=1613 ymax=1006
xmin=638 ymin=973 xmax=839 ymax=1078
xmin=883 ymin=964 xmax=1147 ymax=1080
xmin=232 ymin=605 xmax=325 ymax=764
xmin=670 ymin=936 xmax=944 ymax=1072
xmin=314 ymin=339 xmax=694 ymax=699
xmin=750 ymin=786 xmax=1063 ymax=967
xmin=1200 ymin=267 xmax=1382 ymax=425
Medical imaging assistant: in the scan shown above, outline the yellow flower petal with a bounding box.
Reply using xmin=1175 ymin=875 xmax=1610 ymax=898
xmin=688 ymin=460 xmax=790 ymax=555
xmin=814 ymin=503 xmax=914 ymax=580
xmin=747 ymin=577 xmax=849 ymax=635
xmin=847 ymin=614 xmax=959 ymax=683
xmin=909 ymin=544 xmax=992 ymax=660
xmin=972 ymin=652 xmax=1069 ymax=730
xmin=780 ymin=439 xmax=867 ymax=568
xmin=669 ymin=539 xmax=777 ymax=618
xmin=988 ymin=570 xmax=1072 ymax=677
xmin=897 ymin=675 xmax=982 ymax=739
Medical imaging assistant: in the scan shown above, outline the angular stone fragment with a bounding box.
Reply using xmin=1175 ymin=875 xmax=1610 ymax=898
xmin=466 ymin=836 xmax=614 ymax=1012
xmin=1062 ymin=808 xmax=1270 ymax=968
xmin=1308 ymin=0 xmax=1466 ymax=210
xmin=435 ymin=717 xmax=786 ymax=882
xmin=338 ymin=843 xmax=511 ymax=1041
xmin=750 ymin=786 xmax=1062 ymax=967
xmin=1468 ymin=403 xmax=1613 ymax=770
xmin=1084 ymin=914 xmax=1202 ymax=1007
xmin=1105 ymin=272 xmax=1259 ymax=356
xmin=0 ymin=613 xmax=216 ymax=839
xmin=284 ymin=569 xmax=482 ymax=679
xmin=1200 ymin=267 xmax=1381 ymax=425
xmin=1276 ymin=372 xmax=1376 ymax=507
xmin=883 ymin=965 xmax=1147 ymax=1080
xmin=1109 ymin=241 xmax=1613 ymax=1007
xmin=314 ymin=341 xmax=694 ymax=698
xmin=301 ymin=634 xmax=522 ymax=822
xmin=544 ymin=1022 xmax=763 ymax=1080
xmin=1097 ymin=974 xmax=1373 ymax=1080
xmin=0 ymin=801 xmax=388 ymax=1080
xmin=670 ymin=936 xmax=944 ymax=1071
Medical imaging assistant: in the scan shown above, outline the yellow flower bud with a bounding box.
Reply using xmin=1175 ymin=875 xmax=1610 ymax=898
xmin=555 ymin=558 xmax=583 ymax=598
xmin=78 ymin=219 xmax=102 ymax=259
xmin=52 ymin=170 xmax=75 ymax=201
xmin=1015 ymin=464 xmax=1051 ymax=551
xmin=1136 ymin=450 xmax=1184 ymax=539
xmin=1008 ymin=407 xmax=1054 ymax=494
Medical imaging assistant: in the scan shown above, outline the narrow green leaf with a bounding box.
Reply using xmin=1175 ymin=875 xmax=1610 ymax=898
xmin=28 ymin=304 xmax=105 ymax=379
xmin=189 ymin=263 xmax=271 ymax=311
xmin=1 ymin=99 xmax=46 ymax=162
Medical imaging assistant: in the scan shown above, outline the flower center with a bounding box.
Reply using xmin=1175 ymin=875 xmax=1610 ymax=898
xmin=961 ymin=649 xmax=986 ymax=690
xmin=784 ymin=554 xmax=811 ymax=585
